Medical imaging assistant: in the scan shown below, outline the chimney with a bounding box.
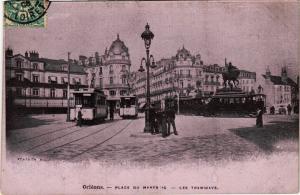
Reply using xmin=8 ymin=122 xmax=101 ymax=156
xmin=281 ymin=66 xmax=287 ymax=83
xmin=265 ymin=66 xmax=271 ymax=78
xmin=5 ymin=48 xmax=13 ymax=58
xmin=25 ymin=51 xmax=28 ymax=58
xmin=29 ymin=50 xmax=39 ymax=59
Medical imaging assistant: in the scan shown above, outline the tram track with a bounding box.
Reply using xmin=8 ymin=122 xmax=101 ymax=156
xmin=25 ymin=121 xmax=121 ymax=153
xmin=33 ymin=119 xmax=130 ymax=155
xmin=12 ymin=124 xmax=76 ymax=144
xmin=68 ymin=120 xmax=134 ymax=160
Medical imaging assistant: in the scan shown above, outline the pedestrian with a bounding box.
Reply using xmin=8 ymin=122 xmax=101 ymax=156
xmin=77 ymin=108 xmax=82 ymax=127
xmin=270 ymin=106 xmax=275 ymax=115
xmin=109 ymin=104 xmax=114 ymax=121
xmin=149 ymin=103 xmax=159 ymax=134
xmin=256 ymin=107 xmax=263 ymax=128
xmin=287 ymin=104 xmax=292 ymax=115
xmin=166 ymin=100 xmax=178 ymax=136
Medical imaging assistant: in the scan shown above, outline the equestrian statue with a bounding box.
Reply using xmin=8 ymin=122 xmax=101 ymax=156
xmin=222 ymin=62 xmax=240 ymax=90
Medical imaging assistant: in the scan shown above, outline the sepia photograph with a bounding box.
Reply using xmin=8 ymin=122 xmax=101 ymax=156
xmin=2 ymin=0 xmax=299 ymax=194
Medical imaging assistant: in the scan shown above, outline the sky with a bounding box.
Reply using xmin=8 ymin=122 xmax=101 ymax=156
xmin=5 ymin=1 xmax=299 ymax=81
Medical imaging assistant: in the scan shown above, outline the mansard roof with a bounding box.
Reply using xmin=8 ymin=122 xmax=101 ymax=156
xmin=262 ymin=74 xmax=297 ymax=86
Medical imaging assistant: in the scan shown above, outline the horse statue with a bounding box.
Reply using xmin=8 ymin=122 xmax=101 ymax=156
xmin=222 ymin=62 xmax=240 ymax=89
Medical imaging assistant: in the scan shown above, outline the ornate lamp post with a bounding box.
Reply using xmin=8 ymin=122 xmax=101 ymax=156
xmin=139 ymin=23 xmax=156 ymax=133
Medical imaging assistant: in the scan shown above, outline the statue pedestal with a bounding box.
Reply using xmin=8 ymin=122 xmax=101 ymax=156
xmin=216 ymin=87 xmax=243 ymax=93
xmin=214 ymin=87 xmax=247 ymax=98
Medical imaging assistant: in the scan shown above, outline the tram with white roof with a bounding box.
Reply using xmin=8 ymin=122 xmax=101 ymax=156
xmin=70 ymin=88 xmax=108 ymax=122
xmin=119 ymin=95 xmax=138 ymax=118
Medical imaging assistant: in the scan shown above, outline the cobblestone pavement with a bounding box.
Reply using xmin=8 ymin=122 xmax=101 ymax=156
xmin=6 ymin=113 xmax=299 ymax=166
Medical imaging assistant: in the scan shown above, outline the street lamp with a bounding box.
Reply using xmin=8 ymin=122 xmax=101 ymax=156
xmin=139 ymin=23 xmax=156 ymax=133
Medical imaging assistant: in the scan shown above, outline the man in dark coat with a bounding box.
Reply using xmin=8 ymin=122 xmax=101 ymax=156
xmin=166 ymin=101 xmax=178 ymax=135
xmin=256 ymin=107 xmax=263 ymax=128
xmin=77 ymin=108 xmax=82 ymax=127
xmin=149 ymin=104 xmax=157 ymax=134
xmin=109 ymin=104 xmax=114 ymax=121
xmin=287 ymin=104 xmax=292 ymax=115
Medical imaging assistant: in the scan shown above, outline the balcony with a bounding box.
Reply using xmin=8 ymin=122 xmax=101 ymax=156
xmin=174 ymin=74 xmax=193 ymax=79
xmin=103 ymin=83 xmax=129 ymax=89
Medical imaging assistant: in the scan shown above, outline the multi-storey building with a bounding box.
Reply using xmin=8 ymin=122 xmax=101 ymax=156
xmin=238 ymin=70 xmax=256 ymax=93
xmin=5 ymin=48 xmax=87 ymax=111
xmin=132 ymin=46 xmax=205 ymax=104
xmin=202 ymin=64 xmax=224 ymax=95
xmin=132 ymin=46 xmax=256 ymax=105
xmin=261 ymin=66 xmax=297 ymax=113
xmin=84 ymin=34 xmax=131 ymax=109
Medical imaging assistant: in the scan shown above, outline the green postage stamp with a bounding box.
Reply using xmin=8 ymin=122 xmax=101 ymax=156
xmin=4 ymin=0 xmax=51 ymax=27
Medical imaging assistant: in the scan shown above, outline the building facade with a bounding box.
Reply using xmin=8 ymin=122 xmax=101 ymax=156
xmin=261 ymin=67 xmax=297 ymax=113
xmin=5 ymin=48 xmax=87 ymax=111
xmin=131 ymin=46 xmax=256 ymax=105
xmin=84 ymin=34 xmax=131 ymax=109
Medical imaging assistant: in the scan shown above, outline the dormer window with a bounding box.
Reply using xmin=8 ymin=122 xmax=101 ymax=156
xmin=121 ymin=65 xmax=126 ymax=72
xmin=73 ymin=78 xmax=81 ymax=85
xmin=62 ymin=65 xmax=68 ymax=71
xmin=62 ymin=77 xmax=68 ymax=84
xmin=16 ymin=61 xmax=22 ymax=69
xmin=33 ymin=63 xmax=38 ymax=70
xmin=48 ymin=76 xmax=57 ymax=84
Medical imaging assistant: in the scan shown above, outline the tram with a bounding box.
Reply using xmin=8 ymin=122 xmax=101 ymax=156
xmin=204 ymin=93 xmax=266 ymax=116
xmin=70 ymin=88 xmax=108 ymax=122
xmin=119 ymin=95 xmax=138 ymax=118
xmin=178 ymin=93 xmax=266 ymax=117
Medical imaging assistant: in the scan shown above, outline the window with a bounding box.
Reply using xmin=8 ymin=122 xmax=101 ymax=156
xmin=33 ymin=63 xmax=38 ymax=70
xmin=48 ymin=76 xmax=57 ymax=83
xmin=16 ymin=74 xmax=22 ymax=81
xmin=33 ymin=75 xmax=39 ymax=83
xmin=110 ymin=77 xmax=114 ymax=84
xmin=109 ymin=90 xmax=116 ymax=96
xmin=99 ymin=78 xmax=103 ymax=88
xmin=62 ymin=77 xmax=68 ymax=84
xmin=63 ymin=90 xmax=67 ymax=98
xmin=122 ymin=65 xmax=126 ymax=72
xmin=99 ymin=67 xmax=103 ymax=75
xmin=180 ymin=80 xmax=184 ymax=88
xmin=205 ymin=75 xmax=209 ymax=82
xmin=33 ymin=88 xmax=39 ymax=96
xmin=122 ymin=75 xmax=126 ymax=84
xmin=50 ymin=88 xmax=55 ymax=98
xmin=109 ymin=65 xmax=113 ymax=73
xmin=16 ymin=88 xmax=22 ymax=96
xmin=73 ymin=78 xmax=81 ymax=85
xmin=120 ymin=90 xmax=127 ymax=96
xmin=187 ymin=70 xmax=191 ymax=77
xmin=16 ymin=61 xmax=22 ymax=69
xmin=198 ymin=70 xmax=202 ymax=76
xmin=211 ymin=75 xmax=214 ymax=82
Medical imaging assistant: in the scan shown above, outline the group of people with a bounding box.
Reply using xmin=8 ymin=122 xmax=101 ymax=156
xmin=148 ymin=101 xmax=178 ymax=137
xmin=270 ymin=104 xmax=294 ymax=115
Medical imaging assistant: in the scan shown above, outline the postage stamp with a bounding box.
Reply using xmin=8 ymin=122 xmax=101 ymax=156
xmin=4 ymin=0 xmax=51 ymax=27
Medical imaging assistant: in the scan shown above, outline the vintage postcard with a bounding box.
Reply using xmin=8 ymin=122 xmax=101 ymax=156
xmin=1 ymin=0 xmax=299 ymax=194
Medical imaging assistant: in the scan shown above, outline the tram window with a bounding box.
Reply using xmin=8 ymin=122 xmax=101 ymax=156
xmin=120 ymin=97 xmax=136 ymax=108
xmin=75 ymin=96 xmax=82 ymax=105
